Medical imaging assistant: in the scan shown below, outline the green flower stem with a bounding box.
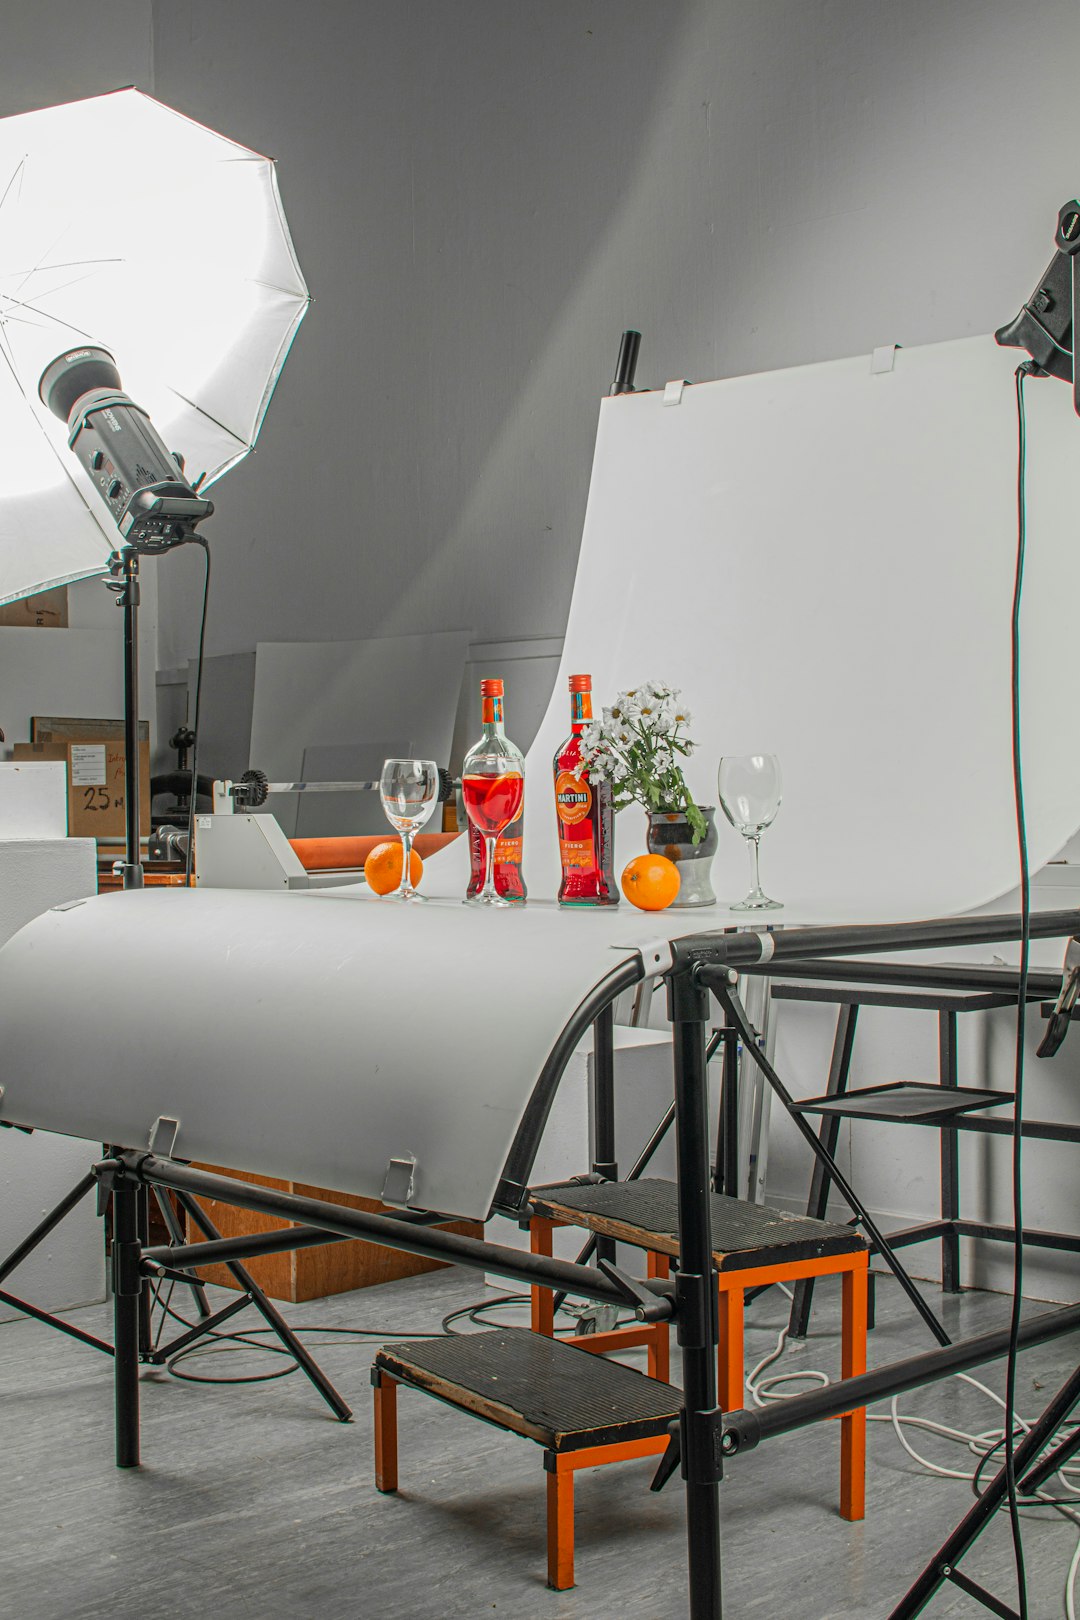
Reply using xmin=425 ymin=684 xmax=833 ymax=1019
xmin=589 ymin=711 xmax=706 ymax=844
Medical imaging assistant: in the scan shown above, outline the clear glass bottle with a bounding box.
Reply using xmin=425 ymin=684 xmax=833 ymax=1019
xmin=461 ymin=678 xmax=526 ymax=907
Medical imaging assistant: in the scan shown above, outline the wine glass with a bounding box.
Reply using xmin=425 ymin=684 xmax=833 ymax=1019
xmin=379 ymin=759 xmax=438 ymax=902
xmin=717 ymin=754 xmax=783 ymax=911
xmin=461 ymin=760 xmax=524 ymax=908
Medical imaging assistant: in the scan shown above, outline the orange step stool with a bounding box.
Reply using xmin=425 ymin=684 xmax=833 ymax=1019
xmin=372 ymin=1327 xmax=680 ymax=1590
xmin=529 ymin=1179 xmax=869 ymax=1521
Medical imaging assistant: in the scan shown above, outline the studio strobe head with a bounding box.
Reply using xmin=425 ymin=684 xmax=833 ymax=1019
xmin=38 ymin=346 xmax=213 ymax=546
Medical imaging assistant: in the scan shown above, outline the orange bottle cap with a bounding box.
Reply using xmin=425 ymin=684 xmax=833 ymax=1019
xmin=568 ymin=674 xmax=592 ymax=692
xmin=480 ymin=678 xmax=504 ymax=697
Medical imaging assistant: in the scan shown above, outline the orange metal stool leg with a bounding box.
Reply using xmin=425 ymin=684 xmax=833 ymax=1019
xmin=373 ymin=1371 xmax=398 ymax=1493
xmin=839 ymin=1257 xmax=868 ymax=1521
xmin=544 ymin=1452 xmax=576 ymax=1589
xmin=531 ymin=1217 xmax=556 ymax=1336
xmin=716 ymin=1283 xmax=745 ymax=1413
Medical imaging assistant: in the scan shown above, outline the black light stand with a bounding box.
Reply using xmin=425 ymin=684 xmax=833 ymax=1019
xmin=886 ymin=1360 xmax=1080 ymax=1620
xmin=38 ymin=345 xmax=216 ymax=891
xmin=107 ymin=545 xmax=147 ymax=889
xmin=996 ymin=199 xmax=1080 ymax=413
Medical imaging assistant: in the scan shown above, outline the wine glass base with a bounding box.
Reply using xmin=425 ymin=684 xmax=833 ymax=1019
xmin=465 ymin=892 xmax=515 ymax=908
xmin=383 ymin=889 xmax=428 ymax=903
xmin=729 ymin=895 xmax=783 ymax=912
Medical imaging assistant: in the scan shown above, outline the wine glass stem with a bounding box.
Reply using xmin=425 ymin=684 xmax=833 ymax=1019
xmin=398 ymin=828 xmax=414 ymax=898
xmin=482 ymin=833 xmax=498 ymax=901
xmin=747 ymin=832 xmax=763 ymax=898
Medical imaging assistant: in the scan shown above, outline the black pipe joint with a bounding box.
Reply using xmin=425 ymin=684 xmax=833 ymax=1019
xmin=112 ymin=1241 xmax=143 ymax=1298
xmin=719 ymin=1408 xmax=762 ymax=1456
xmin=679 ymin=1405 xmax=726 ymax=1484
xmin=666 ymin=960 xmax=712 ymax=1024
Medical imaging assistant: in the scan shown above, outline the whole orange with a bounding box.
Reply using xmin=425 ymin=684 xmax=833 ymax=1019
xmin=620 ymin=853 xmax=681 ymax=911
xmin=364 ymin=840 xmax=424 ymax=895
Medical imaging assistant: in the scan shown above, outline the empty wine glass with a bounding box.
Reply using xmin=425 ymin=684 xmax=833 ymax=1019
xmin=379 ymin=758 xmax=438 ymax=901
xmin=717 ymin=754 xmax=783 ymax=911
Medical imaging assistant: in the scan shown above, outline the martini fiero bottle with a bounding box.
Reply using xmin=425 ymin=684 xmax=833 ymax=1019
xmin=554 ymin=673 xmax=618 ymax=906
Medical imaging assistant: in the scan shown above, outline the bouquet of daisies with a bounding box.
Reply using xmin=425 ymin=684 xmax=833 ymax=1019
xmin=579 ymin=680 xmax=707 ymax=844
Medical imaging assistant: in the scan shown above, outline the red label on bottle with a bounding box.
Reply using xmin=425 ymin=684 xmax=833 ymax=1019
xmin=555 ymin=770 xmax=592 ymax=825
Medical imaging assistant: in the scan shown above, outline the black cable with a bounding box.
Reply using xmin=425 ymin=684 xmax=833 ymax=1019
xmin=1004 ymin=360 xmax=1037 ymax=1616
xmin=183 ymin=536 xmax=211 ymax=886
xmin=148 ymin=1290 xmax=451 ymax=1386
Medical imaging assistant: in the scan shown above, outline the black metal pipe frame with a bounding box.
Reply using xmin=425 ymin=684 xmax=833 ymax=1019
xmin=495 ymin=958 xmax=643 ymax=1209
xmin=740 ymin=957 xmax=1063 ymax=997
xmin=113 ymin=1153 xmax=671 ymax=1317
xmin=682 ymin=908 xmax=1080 ymax=975
xmin=111 ymin=1174 xmax=142 ymax=1468
xmin=57 ymin=908 xmax=1080 ymax=1618
xmin=720 ymin=1300 xmax=1080 ymax=1456
xmin=668 ymin=962 xmax=724 ymax=1620
xmin=592 ymin=1004 xmax=618 ymax=1265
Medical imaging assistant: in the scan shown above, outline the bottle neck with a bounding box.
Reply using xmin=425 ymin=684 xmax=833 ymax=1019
xmin=481 ymin=694 xmax=506 ymax=736
xmin=570 ymin=690 xmax=592 ymax=732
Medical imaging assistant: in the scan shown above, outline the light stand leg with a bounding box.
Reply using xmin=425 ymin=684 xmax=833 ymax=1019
xmin=152 ymin=1185 xmax=212 ymax=1319
xmin=669 ymin=960 xmax=723 ymax=1620
xmin=112 ymin=1173 xmax=142 ymax=1467
xmin=0 ymin=1169 xmax=114 ymax=1355
xmin=172 ymin=1188 xmax=352 ymax=1422
xmin=0 ymin=1170 xmax=98 ymax=1286
xmin=888 ymin=1358 xmax=1080 ymax=1619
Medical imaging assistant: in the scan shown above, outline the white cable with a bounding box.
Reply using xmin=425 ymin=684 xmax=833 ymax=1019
xmin=739 ymin=1292 xmax=1080 ymax=1615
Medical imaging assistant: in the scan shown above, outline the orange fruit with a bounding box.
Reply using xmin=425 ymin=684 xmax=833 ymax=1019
xmin=364 ymin=840 xmax=424 ymax=895
xmin=620 ymin=853 xmax=681 ymax=911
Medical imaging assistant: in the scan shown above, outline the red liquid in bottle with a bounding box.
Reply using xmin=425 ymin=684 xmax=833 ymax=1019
xmin=555 ymin=674 xmax=618 ymax=906
xmin=467 ymin=803 xmax=527 ymax=901
xmin=462 ymin=772 xmax=524 ymax=835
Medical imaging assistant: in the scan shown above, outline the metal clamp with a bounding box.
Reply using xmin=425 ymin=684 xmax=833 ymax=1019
xmin=1037 ymin=936 xmax=1080 ymax=1058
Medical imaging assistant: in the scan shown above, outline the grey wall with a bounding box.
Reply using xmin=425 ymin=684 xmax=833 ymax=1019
xmin=0 ymin=0 xmax=151 ymax=116
xmin=0 ymin=4 xmax=159 ymax=756
xmin=150 ymin=0 xmax=1080 ymax=670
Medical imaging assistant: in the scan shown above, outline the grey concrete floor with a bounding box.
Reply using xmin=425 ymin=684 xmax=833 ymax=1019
xmin=1 ymin=1265 xmax=1078 ymax=1620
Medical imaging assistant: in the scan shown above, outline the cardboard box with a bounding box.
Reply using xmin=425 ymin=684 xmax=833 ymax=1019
xmin=31 ymin=715 xmax=149 ymax=745
xmin=13 ymin=738 xmax=150 ymax=840
xmin=0 ymin=588 xmax=69 ymax=629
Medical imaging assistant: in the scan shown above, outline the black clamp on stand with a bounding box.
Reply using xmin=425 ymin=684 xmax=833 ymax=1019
xmin=1037 ymin=935 xmax=1080 ymax=1058
xmin=996 ymin=199 xmax=1080 ymax=413
xmin=105 ymin=525 xmax=207 ymax=893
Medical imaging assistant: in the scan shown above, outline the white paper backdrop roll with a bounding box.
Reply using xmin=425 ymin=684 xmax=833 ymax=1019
xmin=0 ymin=887 xmax=654 ymax=1219
xmin=454 ymin=335 xmax=1080 ymax=921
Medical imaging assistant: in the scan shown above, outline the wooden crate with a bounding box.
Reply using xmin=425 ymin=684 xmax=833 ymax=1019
xmin=184 ymin=1163 xmax=483 ymax=1302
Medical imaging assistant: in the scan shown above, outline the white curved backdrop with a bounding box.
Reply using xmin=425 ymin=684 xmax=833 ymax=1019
xmin=507 ymin=335 xmax=1080 ymax=920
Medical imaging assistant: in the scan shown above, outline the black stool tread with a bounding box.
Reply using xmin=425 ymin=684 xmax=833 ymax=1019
xmin=375 ymin=1328 xmax=679 ymax=1452
xmin=530 ymin=1179 xmax=866 ymax=1270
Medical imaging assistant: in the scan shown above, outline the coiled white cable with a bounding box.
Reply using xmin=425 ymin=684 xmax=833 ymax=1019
xmin=742 ymin=1289 xmax=1080 ymax=1618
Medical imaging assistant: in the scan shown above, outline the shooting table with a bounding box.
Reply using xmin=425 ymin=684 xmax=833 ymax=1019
xmin=3 ymin=885 xmax=1080 ymax=1618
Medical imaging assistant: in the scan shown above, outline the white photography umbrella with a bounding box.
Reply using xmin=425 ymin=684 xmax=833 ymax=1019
xmin=0 ymin=87 xmax=310 ymax=603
